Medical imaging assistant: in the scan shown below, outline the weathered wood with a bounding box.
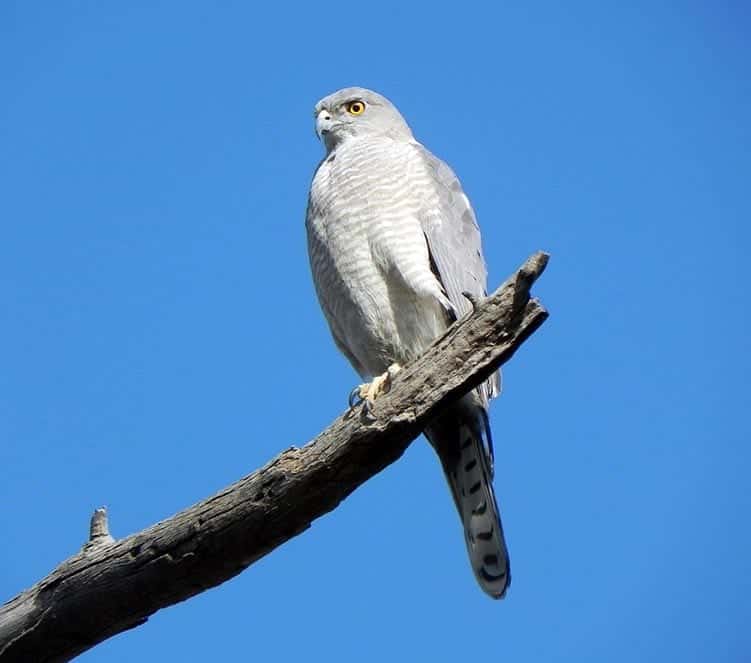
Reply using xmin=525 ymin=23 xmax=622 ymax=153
xmin=0 ymin=252 xmax=549 ymax=663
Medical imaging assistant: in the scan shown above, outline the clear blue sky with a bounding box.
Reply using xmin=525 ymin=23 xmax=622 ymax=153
xmin=1 ymin=2 xmax=749 ymax=661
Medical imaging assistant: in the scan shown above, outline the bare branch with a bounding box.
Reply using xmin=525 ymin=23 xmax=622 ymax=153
xmin=0 ymin=252 xmax=549 ymax=663
xmin=81 ymin=508 xmax=115 ymax=552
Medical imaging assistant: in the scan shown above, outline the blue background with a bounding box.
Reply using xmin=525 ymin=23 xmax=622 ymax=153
xmin=1 ymin=2 xmax=749 ymax=661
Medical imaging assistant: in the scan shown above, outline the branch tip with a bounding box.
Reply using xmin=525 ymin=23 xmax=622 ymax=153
xmin=86 ymin=507 xmax=115 ymax=548
xmin=512 ymin=251 xmax=549 ymax=310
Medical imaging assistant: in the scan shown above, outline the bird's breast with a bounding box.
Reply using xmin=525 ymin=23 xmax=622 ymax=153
xmin=308 ymin=138 xmax=445 ymax=374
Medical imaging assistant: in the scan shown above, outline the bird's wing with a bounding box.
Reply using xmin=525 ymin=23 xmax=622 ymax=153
xmin=415 ymin=144 xmax=500 ymax=399
xmin=415 ymin=145 xmax=488 ymax=315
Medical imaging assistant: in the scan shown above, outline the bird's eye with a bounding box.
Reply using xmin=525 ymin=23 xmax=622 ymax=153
xmin=346 ymin=100 xmax=366 ymax=116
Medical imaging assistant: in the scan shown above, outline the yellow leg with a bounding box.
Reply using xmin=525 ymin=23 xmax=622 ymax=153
xmin=350 ymin=363 xmax=402 ymax=409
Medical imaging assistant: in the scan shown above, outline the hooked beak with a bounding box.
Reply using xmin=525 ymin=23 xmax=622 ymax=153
xmin=315 ymin=109 xmax=334 ymax=140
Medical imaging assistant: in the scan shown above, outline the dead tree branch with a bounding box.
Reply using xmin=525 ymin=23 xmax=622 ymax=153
xmin=0 ymin=251 xmax=549 ymax=663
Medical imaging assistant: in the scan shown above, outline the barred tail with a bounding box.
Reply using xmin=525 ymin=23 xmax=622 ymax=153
xmin=425 ymin=395 xmax=510 ymax=599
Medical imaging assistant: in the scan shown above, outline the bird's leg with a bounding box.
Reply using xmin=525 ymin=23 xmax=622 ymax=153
xmin=348 ymin=363 xmax=402 ymax=417
xmin=362 ymin=363 xmax=401 ymax=401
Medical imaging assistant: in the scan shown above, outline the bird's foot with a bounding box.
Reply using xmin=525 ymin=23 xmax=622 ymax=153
xmin=348 ymin=363 xmax=402 ymax=419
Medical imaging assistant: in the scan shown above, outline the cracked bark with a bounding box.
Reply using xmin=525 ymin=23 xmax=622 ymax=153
xmin=0 ymin=251 xmax=549 ymax=663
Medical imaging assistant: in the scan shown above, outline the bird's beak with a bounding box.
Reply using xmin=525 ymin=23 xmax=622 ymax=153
xmin=315 ymin=109 xmax=334 ymax=141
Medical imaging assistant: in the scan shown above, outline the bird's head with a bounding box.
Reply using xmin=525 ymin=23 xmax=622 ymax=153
xmin=314 ymin=87 xmax=413 ymax=153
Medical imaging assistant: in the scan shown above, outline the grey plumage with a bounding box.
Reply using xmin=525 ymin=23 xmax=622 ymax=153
xmin=306 ymin=87 xmax=510 ymax=598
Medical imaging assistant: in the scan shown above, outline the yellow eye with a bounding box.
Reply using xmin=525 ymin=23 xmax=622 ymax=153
xmin=346 ymin=100 xmax=366 ymax=115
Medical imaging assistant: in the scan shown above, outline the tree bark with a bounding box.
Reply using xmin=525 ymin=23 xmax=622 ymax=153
xmin=0 ymin=252 xmax=549 ymax=663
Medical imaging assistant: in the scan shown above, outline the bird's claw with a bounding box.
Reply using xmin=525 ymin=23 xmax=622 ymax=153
xmin=361 ymin=398 xmax=376 ymax=421
xmin=348 ymin=385 xmax=364 ymax=409
xmin=348 ymin=384 xmax=376 ymax=421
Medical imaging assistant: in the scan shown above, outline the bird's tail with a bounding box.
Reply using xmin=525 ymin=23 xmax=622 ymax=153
xmin=425 ymin=394 xmax=510 ymax=599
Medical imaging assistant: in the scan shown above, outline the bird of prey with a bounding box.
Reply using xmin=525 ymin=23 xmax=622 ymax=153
xmin=305 ymin=87 xmax=510 ymax=598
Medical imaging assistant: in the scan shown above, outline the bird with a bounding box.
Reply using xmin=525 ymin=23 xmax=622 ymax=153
xmin=305 ymin=87 xmax=510 ymax=599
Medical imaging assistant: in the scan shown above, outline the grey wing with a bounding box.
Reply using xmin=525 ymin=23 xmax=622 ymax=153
xmin=416 ymin=144 xmax=500 ymax=400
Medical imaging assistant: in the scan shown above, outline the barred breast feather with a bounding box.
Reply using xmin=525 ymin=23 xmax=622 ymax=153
xmin=306 ymin=135 xmax=452 ymax=378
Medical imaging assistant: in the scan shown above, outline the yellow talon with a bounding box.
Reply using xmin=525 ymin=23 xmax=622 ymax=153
xmin=349 ymin=363 xmax=402 ymax=410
